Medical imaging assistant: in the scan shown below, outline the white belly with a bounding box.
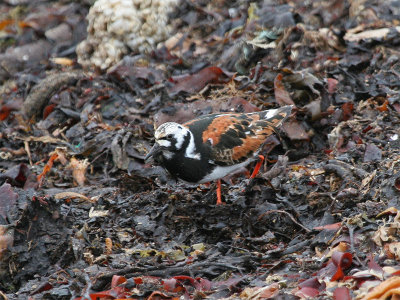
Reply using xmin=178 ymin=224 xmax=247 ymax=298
xmin=198 ymin=158 xmax=255 ymax=183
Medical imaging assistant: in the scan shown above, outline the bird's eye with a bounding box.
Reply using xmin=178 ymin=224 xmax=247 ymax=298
xmin=166 ymin=134 xmax=173 ymax=140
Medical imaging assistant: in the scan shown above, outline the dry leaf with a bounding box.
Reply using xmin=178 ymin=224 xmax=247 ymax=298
xmin=54 ymin=192 xmax=90 ymax=202
xmin=68 ymin=157 xmax=89 ymax=186
xmin=0 ymin=225 xmax=13 ymax=260
xmin=345 ymin=27 xmax=400 ymax=42
xmin=384 ymin=242 xmax=400 ymax=260
xmin=50 ymin=57 xmax=75 ymax=66
xmin=362 ymin=276 xmax=400 ymax=300
xmin=105 ymin=237 xmax=112 ymax=255
xmin=88 ymin=207 xmax=109 ymax=218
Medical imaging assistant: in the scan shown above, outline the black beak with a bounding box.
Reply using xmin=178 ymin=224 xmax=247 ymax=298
xmin=144 ymin=143 xmax=161 ymax=163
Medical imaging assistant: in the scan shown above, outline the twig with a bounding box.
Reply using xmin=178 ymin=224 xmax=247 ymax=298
xmin=79 ymin=273 xmax=93 ymax=300
xmin=346 ymin=223 xmax=366 ymax=268
xmin=0 ymin=290 xmax=8 ymax=300
xmin=92 ymin=254 xmax=256 ymax=290
xmin=328 ymin=159 xmax=368 ymax=178
xmin=258 ymin=210 xmax=311 ymax=233
xmin=258 ymin=260 xmax=285 ymax=280
xmin=364 ymin=135 xmax=388 ymax=145
xmin=24 ymin=141 xmax=33 ymax=166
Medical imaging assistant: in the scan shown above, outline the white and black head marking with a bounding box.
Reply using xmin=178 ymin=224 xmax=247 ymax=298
xmin=154 ymin=122 xmax=188 ymax=151
xmin=149 ymin=122 xmax=201 ymax=161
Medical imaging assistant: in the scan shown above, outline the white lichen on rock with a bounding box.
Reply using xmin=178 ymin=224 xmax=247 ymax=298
xmin=76 ymin=0 xmax=179 ymax=70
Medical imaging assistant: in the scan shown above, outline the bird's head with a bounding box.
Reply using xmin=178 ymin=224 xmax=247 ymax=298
xmin=144 ymin=122 xmax=190 ymax=163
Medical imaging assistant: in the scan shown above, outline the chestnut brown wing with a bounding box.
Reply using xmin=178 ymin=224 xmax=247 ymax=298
xmin=184 ymin=106 xmax=292 ymax=166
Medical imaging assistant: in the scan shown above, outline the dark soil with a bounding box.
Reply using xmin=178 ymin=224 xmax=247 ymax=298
xmin=0 ymin=0 xmax=400 ymax=299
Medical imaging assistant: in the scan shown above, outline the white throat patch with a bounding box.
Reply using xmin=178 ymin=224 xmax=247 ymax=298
xmin=162 ymin=150 xmax=174 ymax=160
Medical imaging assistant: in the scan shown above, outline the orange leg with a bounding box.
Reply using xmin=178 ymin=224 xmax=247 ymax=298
xmin=250 ymin=155 xmax=265 ymax=178
xmin=216 ymin=179 xmax=223 ymax=205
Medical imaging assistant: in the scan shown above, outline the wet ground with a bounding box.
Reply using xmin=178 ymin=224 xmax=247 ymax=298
xmin=1 ymin=0 xmax=400 ymax=299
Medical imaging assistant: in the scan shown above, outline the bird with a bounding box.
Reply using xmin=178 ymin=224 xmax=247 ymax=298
xmin=145 ymin=105 xmax=292 ymax=205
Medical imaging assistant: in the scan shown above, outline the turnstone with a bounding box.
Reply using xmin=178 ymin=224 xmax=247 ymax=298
xmin=145 ymin=105 xmax=292 ymax=204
